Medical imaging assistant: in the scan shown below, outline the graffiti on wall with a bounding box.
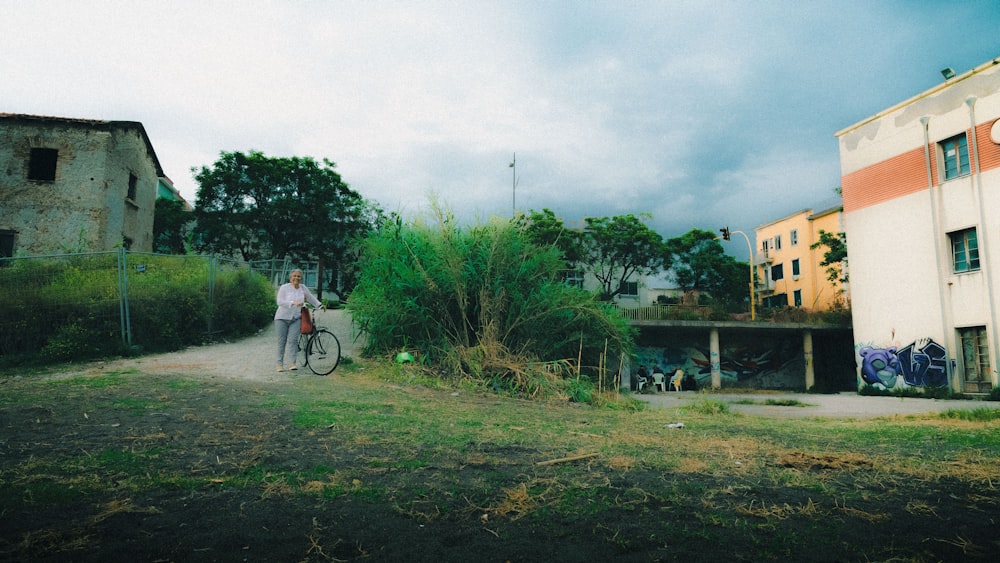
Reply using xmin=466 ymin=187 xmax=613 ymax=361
xmin=857 ymin=338 xmax=948 ymax=389
xmin=634 ymin=336 xmax=804 ymax=389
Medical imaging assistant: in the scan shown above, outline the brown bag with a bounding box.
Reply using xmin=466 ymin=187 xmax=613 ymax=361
xmin=300 ymin=307 xmax=313 ymax=334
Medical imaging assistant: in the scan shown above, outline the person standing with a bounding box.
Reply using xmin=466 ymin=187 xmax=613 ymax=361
xmin=274 ymin=269 xmax=322 ymax=372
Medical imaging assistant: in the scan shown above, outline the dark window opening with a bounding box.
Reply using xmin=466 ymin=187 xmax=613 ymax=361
xmin=771 ymin=263 xmax=784 ymax=281
xmin=28 ymin=148 xmax=58 ymax=181
xmin=0 ymin=230 xmax=15 ymax=259
xmin=127 ymin=173 xmax=138 ymax=201
xmin=619 ymin=281 xmax=639 ymax=297
xmin=762 ymin=293 xmax=788 ymax=309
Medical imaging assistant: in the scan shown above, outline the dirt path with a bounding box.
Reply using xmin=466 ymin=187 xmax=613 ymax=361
xmin=78 ymin=308 xmax=366 ymax=381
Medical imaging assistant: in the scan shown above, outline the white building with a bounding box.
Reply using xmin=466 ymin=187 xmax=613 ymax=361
xmin=835 ymin=57 xmax=1000 ymax=394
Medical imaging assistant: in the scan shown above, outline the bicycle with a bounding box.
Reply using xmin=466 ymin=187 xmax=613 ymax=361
xmin=297 ymin=304 xmax=342 ymax=375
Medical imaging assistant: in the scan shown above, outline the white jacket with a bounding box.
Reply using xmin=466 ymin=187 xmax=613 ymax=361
xmin=274 ymin=283 xmax=322 ymax=320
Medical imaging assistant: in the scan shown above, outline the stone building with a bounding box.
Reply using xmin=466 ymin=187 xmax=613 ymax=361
xmin=0 ymin=113 xmax=163 ymax=256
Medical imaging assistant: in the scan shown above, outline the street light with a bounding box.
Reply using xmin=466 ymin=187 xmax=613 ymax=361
xmin=509 ymin=152 xmax=517 ymax=218
xmin=720 ymin=226 xmax=755 ymax=320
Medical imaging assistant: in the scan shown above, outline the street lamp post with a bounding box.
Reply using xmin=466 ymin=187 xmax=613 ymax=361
xmin=720 ymin=227 xmax=756 ymax=321
xmin=509 ymin=152 xmax=517 ymax=218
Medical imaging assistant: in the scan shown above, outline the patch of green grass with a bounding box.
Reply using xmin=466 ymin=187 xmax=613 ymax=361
xmin=111 ymin=397 xmax=159 ymax=414
xmin=939 ymin=407 xmax=1000 ymax=422
xmin=44 ymin=369 xmax=139 ymax=389
xmin=165 ymin=378 xmax=201 ymax=390
xmin=0 ymin=447 xmax=198 ymax=510
xmin=681 ymin=398 xmax=732 ymax=415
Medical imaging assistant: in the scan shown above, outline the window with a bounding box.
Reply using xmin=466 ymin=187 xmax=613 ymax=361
xmin=563 ymin=270 xmax=584 ymax=288
xmin=959 ymin=326 xmax=991 ymax=387
xmin=619 ymin=281 xmax=639 ymax=297
xmin=762 ymin=294 xmax=788 ymax=309
xmin=790 ymin=229 xmax=798 ymax=246
xmin=941 ymin=133 xmax=970 ymax=180
xmin=761 ymin=239 xmax=771 ymax=257
xmin=791 ymin=259 xmax=800 ymax=278
xmin=950 ymin=228 xmax=980 ymax=273
xmin=774 ymin=234 xmax=782 ymax=251
xmin=28 ymin=148 xmax=58 ymax=181
xmin=127 ymin=173 xmax=138 ymax=201
xmin=793 ymin=289 xmax=802 ymax=307
xmin=0 ymin=229 xmax=15 ymax=259
xmin=771 ymin=263 xmax=784 ymax=281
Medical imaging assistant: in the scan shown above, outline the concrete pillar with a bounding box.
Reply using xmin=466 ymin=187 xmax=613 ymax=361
xmin=803 ymin=330 xmax=814 ymax=390
xmin=710 ymin=328 xmax=721 ymax=389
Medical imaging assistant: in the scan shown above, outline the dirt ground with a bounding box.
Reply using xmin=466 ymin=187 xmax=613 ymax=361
xmin=2 ymin=310 xmax=999 ymax=562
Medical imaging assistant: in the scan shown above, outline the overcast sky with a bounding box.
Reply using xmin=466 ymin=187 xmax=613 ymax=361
xmin=3 ymin=1 xmax=999 ymax=259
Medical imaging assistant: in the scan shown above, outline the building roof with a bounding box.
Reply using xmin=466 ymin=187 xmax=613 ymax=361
xmin=0 ymin=113 xmax=164 ymax=176
xmin=834 ymin=55 xmax=1000 ymax=138
xmin=809 ymin=204 xmax=843 ymax=220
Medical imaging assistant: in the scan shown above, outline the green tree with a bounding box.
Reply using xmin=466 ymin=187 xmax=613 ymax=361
xmin=152 ymin=198 xmax=193 ymax=254
xmin=579 ymin=214 xmax=665 ymax=301
xmin=665 ymin=228 xmax=748 ymax=309
xmin=191 ymin=150 xmax=380 ymax=297
xmin=811 ymin=229 xmax=848 ymax=285
xmin=520 ymin=209 xmax=582 ymax=264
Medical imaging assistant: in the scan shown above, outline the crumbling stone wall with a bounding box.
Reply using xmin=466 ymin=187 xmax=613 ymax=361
xmin=0 ymin=115 xmax=160 ymax=255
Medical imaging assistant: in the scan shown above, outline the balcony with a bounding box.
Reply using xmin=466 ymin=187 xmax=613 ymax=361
xmin=756 ymin=279 xmax=776 ymax=294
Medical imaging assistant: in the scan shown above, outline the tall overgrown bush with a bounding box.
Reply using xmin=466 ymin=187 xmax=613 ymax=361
xmin=348 ymin=207 xmax=634 ymax=395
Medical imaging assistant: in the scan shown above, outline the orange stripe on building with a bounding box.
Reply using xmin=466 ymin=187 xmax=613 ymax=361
xmin=976 ymin=120 xmax=1000 ymax=172
xmin=843 ymin=122 xmax=1000 ymax=214
xmin=842 ymin=147 xmax=927 ymax=213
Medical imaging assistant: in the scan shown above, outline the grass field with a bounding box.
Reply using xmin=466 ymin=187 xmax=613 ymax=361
xmin=1 ymin=359 xmax=999 ymax=562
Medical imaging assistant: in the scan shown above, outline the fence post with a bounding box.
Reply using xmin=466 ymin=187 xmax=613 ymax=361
xmin=207 ymin=255 xmax=217 ymax=336
xmin=117 ymin=247 xmax=133 ymax=348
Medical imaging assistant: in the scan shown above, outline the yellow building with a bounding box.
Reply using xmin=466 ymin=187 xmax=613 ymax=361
xmin=753 ymin=205 xmax=847 ymax=312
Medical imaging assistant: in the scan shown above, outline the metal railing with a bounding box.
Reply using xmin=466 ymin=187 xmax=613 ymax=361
xmin=614 ymin=304 xmax=712 ymax=321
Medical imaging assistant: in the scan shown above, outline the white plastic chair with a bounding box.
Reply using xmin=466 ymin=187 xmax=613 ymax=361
xmin=636 ymin=375 xmax=647 ymax=393
xmin=652 ymin=372 xmax=666 ymax=392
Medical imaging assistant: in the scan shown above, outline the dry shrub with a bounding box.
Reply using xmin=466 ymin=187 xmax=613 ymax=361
xmin=832 ymin=499 xmax=889 ymax=523
xmin=737 ymin=498 xmax=824 ymax=520
xmin=442 ymin=340 xmax=566 ymax=398
xmin=775 ymin=451 xmax=873 ymax=471
xmin=91 ymin=498 xmax=161 ymax=523
xmin=676 ymin=457 xmax=709 ymax=473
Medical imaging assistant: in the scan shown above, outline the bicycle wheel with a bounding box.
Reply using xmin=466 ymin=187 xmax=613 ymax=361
xmin=306 ymin=329 xmax=341 ymax=375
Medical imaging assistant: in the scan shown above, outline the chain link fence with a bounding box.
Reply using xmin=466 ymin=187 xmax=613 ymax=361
xmin=0 ymin=250 xmax=273 ymax=365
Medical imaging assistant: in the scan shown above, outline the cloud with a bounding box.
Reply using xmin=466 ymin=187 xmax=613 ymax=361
xmin=1 ymin=0 xmax=997 ymax=258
